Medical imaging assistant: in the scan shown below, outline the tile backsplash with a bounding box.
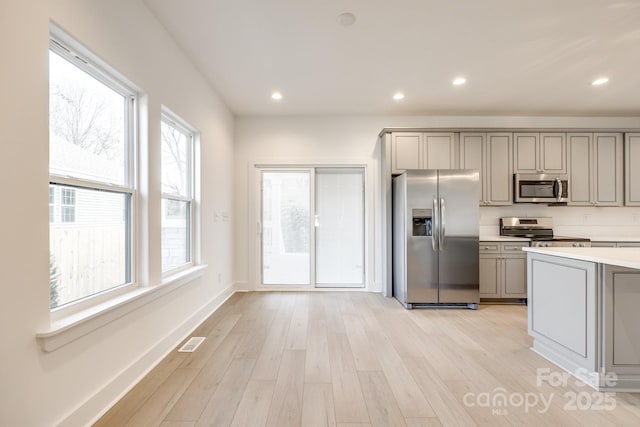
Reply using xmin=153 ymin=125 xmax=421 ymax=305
xmin=479 ymin=205 xmax=640 ymax=238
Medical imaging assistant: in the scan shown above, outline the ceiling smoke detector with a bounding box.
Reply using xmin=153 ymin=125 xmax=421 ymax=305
xmin=337 ymin=13 xmax=356 ymax=27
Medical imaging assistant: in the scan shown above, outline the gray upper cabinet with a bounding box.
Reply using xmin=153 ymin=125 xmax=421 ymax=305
xmin=626 ymin=133 xmax=640 ymax=206
xmin=513 ymin=132 xmax=567 ymax=174
xmin=423 ymin=133 xmax=457 ymax=169
xmin=568 ymin=133 xmax=623 ymax=206
xmin=392 ymin=132 xmax=422 ymax=172
xmin=460 ymin=132 xmax=512 ymax=205
xmin=392 ymin=132 xmax=456 ymax=174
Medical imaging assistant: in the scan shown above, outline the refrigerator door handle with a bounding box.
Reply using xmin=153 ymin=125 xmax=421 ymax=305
xmin=432 ymin=196 xmax=438 ymax=252
xmin=440 ymin=197 xmax=446 ymax=251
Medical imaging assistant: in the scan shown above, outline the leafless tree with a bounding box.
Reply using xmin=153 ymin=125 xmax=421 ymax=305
xmin=161 ymin=123 xmax=187 ymax=195
xmin=49 ymin=82 xmax=121 ymax=160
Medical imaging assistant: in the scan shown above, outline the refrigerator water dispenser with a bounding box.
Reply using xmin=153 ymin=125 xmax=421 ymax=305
xmin=412 ymin=209 xmax=432 ymax=236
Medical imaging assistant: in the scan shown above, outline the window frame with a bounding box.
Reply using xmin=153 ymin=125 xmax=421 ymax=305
xmin=160 ymin=108 xmax=196 ymax=274
xmin=49 ymin=186 xmax=55 ymax=223
xmin=48 ymin=29 xmax=138 ymax=315
xmin=60 ymin=187 xmax=76 ymax=223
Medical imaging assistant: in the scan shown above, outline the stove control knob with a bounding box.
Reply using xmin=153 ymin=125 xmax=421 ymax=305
xmin=573 ymin=243 xmax=578 ymax=247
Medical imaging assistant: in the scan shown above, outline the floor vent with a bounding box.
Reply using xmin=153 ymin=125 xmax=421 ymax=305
xmin=178 ymin=337 xmax=206 ymax=353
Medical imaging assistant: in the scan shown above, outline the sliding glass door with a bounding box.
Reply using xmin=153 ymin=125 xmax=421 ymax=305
xmin=261 ymin=170 xmax=312 ymax=285
xmin=258 ymin=167 xmax=364 ymax=288
xmin=315 ymin=168 xmax=364 ymax=287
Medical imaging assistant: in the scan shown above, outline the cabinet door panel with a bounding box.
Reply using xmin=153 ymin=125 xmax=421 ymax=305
xmin=593 ymin=133 xmax=622 ymax=205
xmin=479 ymin=255 xmax=500 ymax=297
xmin=568 ymin=133 xmax=592 ymax=205
xmin=460 ymin=133 xmax=485 ymax=203
xmin=487 ymin=133 xmax=512 ymax=205
xmin=540 ymin=133 xmax=566 ymax=173
xmin=424 ymin=133 xmax=456 ymax=169
xmin=393 ymin=133 xmax=422 ymax=172
xmin=503 ymin=256 xmax=526 ymax=298
xmin=513 ymin=133 xmax=539 ymax=173
xmin=591 ymin=242 xmax=617 ymax=248
xmin=626 ymin=133 xmax=640 ymax=206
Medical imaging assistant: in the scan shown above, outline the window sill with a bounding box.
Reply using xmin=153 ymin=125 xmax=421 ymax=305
xmin=36 ymin=264 xmax=207 ymax=352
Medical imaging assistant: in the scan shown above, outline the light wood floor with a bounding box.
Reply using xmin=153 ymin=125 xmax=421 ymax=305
xmin=95 ymin=292 xmax=640 ymax=426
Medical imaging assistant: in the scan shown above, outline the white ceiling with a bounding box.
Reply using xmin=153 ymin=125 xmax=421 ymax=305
xmin=144 ymin=0 xmax=640 ymax=116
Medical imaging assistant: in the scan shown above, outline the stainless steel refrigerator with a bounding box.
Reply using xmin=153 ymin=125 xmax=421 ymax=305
xmin=393 ymin=169 xmax=480 ymax=309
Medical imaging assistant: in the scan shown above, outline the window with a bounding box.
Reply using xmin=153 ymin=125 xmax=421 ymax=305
xmin=49 ymin=186 xmax=55 ymax=223
xmin=160 ymin=112 xmax=195 ymax=272
xmin=60 ymin=188 xmax=76 ymax=223
xmin=49 ymin=33 xmax=136 ymax=309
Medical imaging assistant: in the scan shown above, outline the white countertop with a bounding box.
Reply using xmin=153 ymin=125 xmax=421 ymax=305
xmin=586 ymin=236 xmax=640 ymax=242
xmin=523 ymin=247 xmax=640 ymax=270
xmin=480 ymin=236 xmax=531 ymax=242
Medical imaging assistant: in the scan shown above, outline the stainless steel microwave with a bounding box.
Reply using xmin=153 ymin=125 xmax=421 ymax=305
xmin=514 ymin=174 xmax=568 ymax=203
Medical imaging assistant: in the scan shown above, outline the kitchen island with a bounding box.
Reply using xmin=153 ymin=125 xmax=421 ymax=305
xmin=524 ymin=247 xmax=640 ymax=391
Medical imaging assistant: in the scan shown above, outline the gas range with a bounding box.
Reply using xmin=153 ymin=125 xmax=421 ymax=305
xmin=499 ymin=217 xmax=591 ymax=248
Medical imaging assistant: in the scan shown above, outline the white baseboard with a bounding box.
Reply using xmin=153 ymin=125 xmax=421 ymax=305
xmin=56 ymin=283 xmax=236 ymax=427
xmin=234 ymin=281 xmax=251 ymax=291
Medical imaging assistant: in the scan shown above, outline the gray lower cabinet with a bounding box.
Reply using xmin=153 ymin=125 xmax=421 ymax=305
xmin=479 ymin=242 xmax=528 ymax=299
xmin=591 ymin=242 xmax=618 ymax=248
xmin=591 ymin=241 xmax=640 ymax=248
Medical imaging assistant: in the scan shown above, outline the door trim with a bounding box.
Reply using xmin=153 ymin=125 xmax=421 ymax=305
xmin=250 ymin=160 xmax=371 ymax=291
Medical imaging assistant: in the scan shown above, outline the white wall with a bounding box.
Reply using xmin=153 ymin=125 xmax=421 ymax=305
xmin=235 ymin=115 xmax=640 ymax=290
xmin=0 ymin=1 xmax=234 ymax=426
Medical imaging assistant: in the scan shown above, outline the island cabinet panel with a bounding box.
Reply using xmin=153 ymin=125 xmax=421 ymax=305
xmin=527 ymin=250 xmax=640 ymax=391
xmin=626 ymin=133 xmax=640 ymax=206
xmin=603 ymin=266 xmax=640 ymax=374
xmin=527 ymin=254 xmax=597 ymax=371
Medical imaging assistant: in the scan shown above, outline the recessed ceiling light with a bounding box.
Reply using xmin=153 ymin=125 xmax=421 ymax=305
xmin=591 ymin=77 xmax=609 ymax=86
xmin=271 ymin=92 xmax=283 ymax=100
xmin=337 ymin=12 xmax=356 ymax=27
xmin=393 ymin=93 xmax=405 ymax=100
xmin=453 ymin=77 xmax=467 ymax=86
